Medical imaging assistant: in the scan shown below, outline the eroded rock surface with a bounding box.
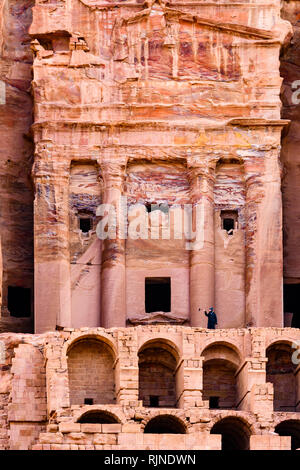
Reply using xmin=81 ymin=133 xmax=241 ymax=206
xmin=29 ymin=0 xmax=290 ymax=331
xmin=0 ymin=0 xmax=297 ymax=332
xmin=0 ymin=0 xmax=34 ymax=332
xmin=281 ymin=1 xmax=300 ymax=326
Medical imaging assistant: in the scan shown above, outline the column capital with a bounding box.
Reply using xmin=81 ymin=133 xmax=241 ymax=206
xmin=187 ymin=164 xmax=215 ymax=184
xmin=188 ymin=164 xmax=215 ymax=203
xmin=32 ymin=159 xmax=70 ymax=183
xmin=100 ymin=160 xmax=127 ymax=190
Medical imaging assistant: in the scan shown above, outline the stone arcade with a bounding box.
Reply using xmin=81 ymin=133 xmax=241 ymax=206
xmin=1 ymin=0 xmax=300 ymax=451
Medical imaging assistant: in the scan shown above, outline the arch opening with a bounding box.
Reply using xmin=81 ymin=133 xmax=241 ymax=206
xmin=210 ymin=417 xmax=250 ymax=450
xmin=275 ymin=420 xmax=300 ymax=450
xmin=266 ymin=342 xmax=296 ymax=411
xmin=67 ymin=337 xmax=116 ymax=406
xmin=202 ymin=343 xmax=240 ymax=409
xmin=78 ymin=410 xmax=119 ymax=424
xmin=144 ymin=415 xmax=186 ymax=434
xmin=138 ymin=340 xmax=178 ymax=408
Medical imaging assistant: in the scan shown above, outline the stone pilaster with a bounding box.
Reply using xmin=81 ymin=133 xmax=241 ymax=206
xmin=176 ymin=356 xmax=204 ymax=408
xmin=100 ymin=160 xmax=127 ymax=328
xmin=33 ymin=148 xmax=71 ymax=333
xmin=236 ymin=356 xmax=272 ymax=412
xmin=188 ymin=165 xmax=215 ymax=327
xmin=115 ymin=330 xmax=139 ymax=405
xmin=244 ymin=146 xmax=283 ymax=327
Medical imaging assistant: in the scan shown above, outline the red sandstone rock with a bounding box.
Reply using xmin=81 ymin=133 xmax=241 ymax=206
xmin=0 ymin=0 xmax=300 ymax=453
xmin=280 ymin=1 xmax=300 ymax=327
xmin=25 ymin=0 xmax=291 ymax=331
xmin=0 ymin=0 xmax=34 ymax=332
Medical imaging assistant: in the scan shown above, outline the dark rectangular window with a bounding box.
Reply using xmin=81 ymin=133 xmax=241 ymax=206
xmin=8 ymin=286 xmax=31 ymax=318
xmin=145 ymin=277 xmax=171 ymax=313
xmin=223 ymin=218 xmax=234 ymax=233
xmin=149 ymin=396 xmax=159 ymax=407
xmin=84 ymin=398 xmax=94 ymax=405
xmin=80 ymin=217 xmax=92 ymax=233
xmin=209 ymin=396 xmax=220 ymax=409
xmin=221 ymin=210 xmax=238 ymax=234
xmin=284 ymin=284 xmax=300 ymax=328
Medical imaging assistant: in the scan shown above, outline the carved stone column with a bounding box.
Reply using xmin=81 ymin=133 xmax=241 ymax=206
xmin=33 ymin=149 xmax=71 ymax=333
xmin=245 ymin=168 xmax=261 ymax=327
xmin=244 ymin=148 xmax=283 ymax=327
xmin=188 ymin=165 xmax=215 ymax=327
xmin=100 ymin=160 xmax=126 ymax=328
xmin=177 ymin=356 xmax=204 ymax=408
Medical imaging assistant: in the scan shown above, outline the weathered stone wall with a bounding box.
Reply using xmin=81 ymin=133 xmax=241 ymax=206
xmin=214 ymin=160 xmax=246 ymax=327
xmin=69 ymin=162 xmax=103 ymax=328
xmin=0 ymin=0 xmax=34 ymax=332
xmin=0 ymin=333 xmax=47 ymax=450
xmin=1 ymin=0 xmax=300 ymax=452
xmin=0 ymin=1 xmax=298 ymax=332
xmin=125 ymin=160 xmax=190 ymax=324
xmin=28 ymin=0 xmax=290 ymax=332
xmin=280 ymin=0 xmax=300 ymax=326
xmin=0 ymin=327 xmax=298 ymax=450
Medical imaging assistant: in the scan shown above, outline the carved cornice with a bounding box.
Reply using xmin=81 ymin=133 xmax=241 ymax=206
xmin=164 ymin=8 xmax=275 ymax=40
xmin=79 ymin=0 xmax=278 ymax=41
xmin=32 ymin=118 xmax=290 ymax=133
xmin=229 ymin=118 xmax=290 ymax=128
xmin=112 ymin=3 xmax=276 ymax=41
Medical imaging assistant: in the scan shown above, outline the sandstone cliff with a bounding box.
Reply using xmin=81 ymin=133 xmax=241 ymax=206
xmin=0 ymin=0 xmax=34 ymax=331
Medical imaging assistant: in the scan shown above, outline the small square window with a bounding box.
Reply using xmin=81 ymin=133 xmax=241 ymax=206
xmin=145 ymin=277 xmax=171 ymax=313
xmin=84 ymin=398 xmax=94 ymax=405
xmin=223 ymin=218 xmax=234 ymax=232
xmin=220 ymin=210 xmax=238 ymax=234
xmin=149 ymin=396 xmax=159 ymax=407
xmin=80 ymin=217 xmax=92 ymax=233
xmin=209 ymin=396 xmax=220 ymax=409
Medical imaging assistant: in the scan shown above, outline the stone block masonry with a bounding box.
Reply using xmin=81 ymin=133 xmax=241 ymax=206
xmin=0 ymin=327 xmax=298 ymax=450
